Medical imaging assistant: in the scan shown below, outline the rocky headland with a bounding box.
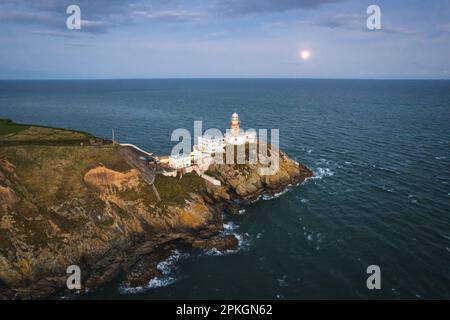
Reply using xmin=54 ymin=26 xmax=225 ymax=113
xmin=0 ymin=120 xmax=312 ymax=299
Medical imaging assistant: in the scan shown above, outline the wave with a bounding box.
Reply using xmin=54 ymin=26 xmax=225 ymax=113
xmin=440 ymin=234 xmax=450 ymax=241
xmin=206 ymin=222 xmax=252 ymax=256
xmin=222 ymin=221 xmax=239 ymax=232
xmin=306 ymin=167 xmax=335 ymax=182
xmin=303 ymin=230 xmax=326 ymax=251
xmin=119 ymin=249 xmax=186 ymax=294
xmin=379 ymin=185 xmax=395 ymax=193
xmin=204 ymin=233 xmax=251 ymax=256
xmin=261 ymin=187 xmax=291 ymax=201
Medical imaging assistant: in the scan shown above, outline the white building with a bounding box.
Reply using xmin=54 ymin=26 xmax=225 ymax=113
xmin=190 ymin=113 xmax=256 ymax=169
xmin=197 ymin=135 xmax=225 ymax=154
xmin=168 ymin=154 xmax=192 ymax=169
xmin=192 ymin=149 xmax=214 ymax=171
xmin=224 ymin=112 xmax=257 ymax=145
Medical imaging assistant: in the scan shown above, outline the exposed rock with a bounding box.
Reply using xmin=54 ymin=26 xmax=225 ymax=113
xmin=192 ymin=235 xmax=239 ymax=252
xmin=169 ymin=195 xmax=214 ymax=230
xmin=84 ymin=166 xmax=140 ymax=193
xmin=208 ymin=148 xmax=313 ymax=202
xmin=0 ymin=186 xmax=18 ymax=211
xmin=0 ymin=138 xmax=311 ymax=299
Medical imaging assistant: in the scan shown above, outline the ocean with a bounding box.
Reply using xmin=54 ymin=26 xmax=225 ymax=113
xmin=0 ymin=79 xmax=449 ymax=299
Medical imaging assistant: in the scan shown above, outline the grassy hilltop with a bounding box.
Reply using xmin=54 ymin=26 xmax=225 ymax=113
xmin=0 ymin=119 xmax=98 ymax=146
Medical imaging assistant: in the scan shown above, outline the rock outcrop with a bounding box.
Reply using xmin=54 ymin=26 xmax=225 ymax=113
xmin=84 ymin=166 xmax=141 ymax=192
xmin=0 ymin=140 xmax=311 ymax=299
xmin=204 ymin=147 xmax=313 ymax=213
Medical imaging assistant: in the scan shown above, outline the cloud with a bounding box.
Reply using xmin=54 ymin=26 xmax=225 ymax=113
xmin=307 ymin=13 xmax=420 ymax=36
xmin=131 ymin=10 xmax=206 ymax=22
xmin=313 ymin=13 xmax=363 ymax=30
xmin=380 ymin=24 xmax=420 ymax=36
xmin=0 ymin=0 xmax=208 ymax=34
xmin=219 ymin=0 xmax=343 ymax=14
xmin=0 ymin=0 xmax=345 ymax=36
xmin=31 ymin=30 xmax=81 ymax=38
xmin=0 ymin=11 xmax=61 ymax=28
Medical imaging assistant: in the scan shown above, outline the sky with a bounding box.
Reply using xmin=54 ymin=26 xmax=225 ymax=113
xmin=0 ymin=0 xmax=449 ymax=79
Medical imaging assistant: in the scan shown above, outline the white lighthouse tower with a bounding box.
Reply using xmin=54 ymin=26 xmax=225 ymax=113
xmin=230 ymin=112 xmax=240 ymax=136
xmin=225 ymin=112 xmax=256 ymax=145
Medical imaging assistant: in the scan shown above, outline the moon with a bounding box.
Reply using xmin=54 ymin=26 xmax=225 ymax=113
xmin=300 ymin=50 xmax=311 ymax=60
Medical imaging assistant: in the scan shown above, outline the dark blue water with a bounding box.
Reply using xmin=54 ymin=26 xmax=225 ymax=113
xmin=1 ymin=79 xmax=449 ymax=299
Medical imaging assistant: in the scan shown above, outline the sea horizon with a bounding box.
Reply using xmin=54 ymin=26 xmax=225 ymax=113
xmin=1 ymin=0 xmax=449 ymax=305
xmin=1 ymin=77 xmax=450 ymax=81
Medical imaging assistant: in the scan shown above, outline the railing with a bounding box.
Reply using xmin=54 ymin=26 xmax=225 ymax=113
xmin=119 ymin=143 xmax=153 ymax=157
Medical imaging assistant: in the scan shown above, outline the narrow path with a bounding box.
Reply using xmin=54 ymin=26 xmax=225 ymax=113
xmin=119 ymin=145 xmax=156 ymax=185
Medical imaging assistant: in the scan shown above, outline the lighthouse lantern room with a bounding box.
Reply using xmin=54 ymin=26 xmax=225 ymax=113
xmin=230 ymin=112 xmax=240 ymax=136
xmin=225 ymin=112 xmax=256 ymax=145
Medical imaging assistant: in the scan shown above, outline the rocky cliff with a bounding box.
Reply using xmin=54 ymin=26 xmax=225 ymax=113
xmin=0 ymin=138 xmax=312 ymax=299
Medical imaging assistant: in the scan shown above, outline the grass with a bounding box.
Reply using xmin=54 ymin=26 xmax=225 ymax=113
xmin=1 ymin=145 xmax=130 ymax=205
xmin=0 ymin=119 xmax=29 ymax=136
xmin=0 ymin=144 xmax=133 ymax=254
xmin=0 ymin=118 xmax=100 ymax=146
xmin=154 ymin=172 xmax=206 ymax=206
xmin=0 ymin=120 xmax=209 ymax=255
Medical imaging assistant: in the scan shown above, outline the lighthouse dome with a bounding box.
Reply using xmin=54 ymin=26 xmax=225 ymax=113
xmin=232 ymin=112 xmax=238 ymax=117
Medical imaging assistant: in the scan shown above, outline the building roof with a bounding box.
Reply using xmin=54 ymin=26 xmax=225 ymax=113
xmin=169 ymin=154 xmax=191 ymax=159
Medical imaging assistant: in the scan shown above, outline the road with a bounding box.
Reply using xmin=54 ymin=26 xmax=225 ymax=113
xmin=118 ymin=145 xmax=158 ymax=185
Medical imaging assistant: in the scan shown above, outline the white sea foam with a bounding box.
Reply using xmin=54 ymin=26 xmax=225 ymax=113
xmin=440 ymin=234 xmax=450 ymax=241
xmin=206 ymin=221 xmax=251 ymax=256
xmin=307 ymin=167 xmax=335 ymax=181
xmin=262 ymin=188 xmax=291 ymax=201
xmin=205 ymin=247 xmax=236 ymax=256
xmin=223 ymin=221 xmax=238 ymax=232
xmin=205 ymin=232 xmax=251 ymax=256
xmin=119 ymin=249 xmax=185 ymax=294
xmin=147 ymin=277 xmax=176 ymax=289
xmin=277 ymin=275 xmax=288 ymax=287
xmin=381 ymin=185 xmax=395 ymax=193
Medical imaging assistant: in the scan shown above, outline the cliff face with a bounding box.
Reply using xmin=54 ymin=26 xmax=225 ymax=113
xmin=0 ymin=146 xmax=224 ymax=299
xmin=0 ymin=143 xmax=311 ymax=299
xmin=205 ymin=148 xmax=313 ymax=212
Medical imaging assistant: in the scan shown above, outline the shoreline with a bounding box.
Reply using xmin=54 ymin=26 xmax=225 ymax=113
xmin=0 ymin=119 xmax=312 ymax=299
